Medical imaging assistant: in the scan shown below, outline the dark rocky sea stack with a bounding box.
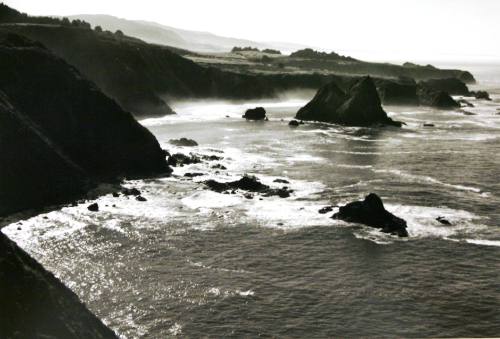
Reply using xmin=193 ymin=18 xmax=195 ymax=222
xmin=296 ymin=82 xmax=346 ymax=122
xmin=0 ymin=32 xmax=171 ymax=215
xmin=375 ymin=77 xmax=419 ymax=105
xmin=243 ymin=107 xmax=267 ymax=120
xmin=297 ymin=76 xmax=402 ymax=127
xmin=417 ymin=87 xmax=460 ymax=109
xmin=332 ymin=193 xmax=408 ymax=237
xmin=418 ymin=78 xmax=470 ymax=96
xmin=0 ymin=232 xmax=117 ymax=339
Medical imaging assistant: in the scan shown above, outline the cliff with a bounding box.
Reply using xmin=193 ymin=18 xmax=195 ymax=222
xmin=0 ymin=32 xmax=169 ymax=204
xmin=0 ymin=232 xmax=117 ymax=338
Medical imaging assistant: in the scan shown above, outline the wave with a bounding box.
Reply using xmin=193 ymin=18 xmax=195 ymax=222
xmin=373 ymin=169 xmax=489 ymax=195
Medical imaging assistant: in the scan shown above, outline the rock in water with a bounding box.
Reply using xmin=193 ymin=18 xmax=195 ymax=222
xmin=336 ymin=77 xmax=403 ymax=127
xmin=375 ymin=77 xmax=419 ymax=106
xmin=87 ymin=203 xmax=99 ymax=212
xmin=417 ymin=87 xmax=460 ymax=109
xmin=205 ymin=175 xmax=293 ymax=198
xmin=288 ymin=120 xmax=300 ymax=126
xmin=243 ymin=107 xmax=267 ymax=120
xmin=168 ymin=138 xmax=198 ymax=147
xmin=470 ymin=90 xmax=491 ymax=100
xmin=436 ymin=216 xmax=452 ymax=225
xmin=418 ymin=78 xmax=470 ymax=96
xmin=296 ymin=77 xmax=403 ymax=127
xmin=332 ymin=193 xmax=408 ymax=237
xmin=296 ymin=82 xmax=346 ymax=122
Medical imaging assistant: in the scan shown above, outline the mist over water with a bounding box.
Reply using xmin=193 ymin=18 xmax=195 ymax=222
xmin=4 ymin=70 xmax=500 ymax=337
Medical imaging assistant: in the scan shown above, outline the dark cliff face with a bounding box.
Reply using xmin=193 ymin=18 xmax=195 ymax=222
xmin=0 ymin=32 xmax=170 ymax=216
xmin=0 ymin=24 xmax=280 ymax=117
xmin=0 ymin=232 xmax=117 ymax=339
xmin=0 ymin=91 xmax=88 ymax=216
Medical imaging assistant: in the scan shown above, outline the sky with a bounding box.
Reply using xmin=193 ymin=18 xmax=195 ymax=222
xmin=4 ymin=0 xmax=500 ymax=63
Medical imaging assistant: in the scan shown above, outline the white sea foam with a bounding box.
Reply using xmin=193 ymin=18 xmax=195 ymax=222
xmin=182 ymin=191 xmax=242 ymax=209
xmin=373 ymin=169 xmax=488 ymax=195
xmin=465 ymin=239 xmax=500 ymax=247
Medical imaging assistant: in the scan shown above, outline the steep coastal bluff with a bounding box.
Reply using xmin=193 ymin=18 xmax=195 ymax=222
xmin=0 ymin=32 xmax=170 ymax=216
xmin=0 ymin=32 xmax=171 ymax=337
xmin=0 ymin=232 xmax=118 ymax=338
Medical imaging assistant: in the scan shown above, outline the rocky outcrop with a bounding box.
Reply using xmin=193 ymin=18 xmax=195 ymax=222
xmin=417 ymin=87 xmax=460 ymax=109
xmin=418 ymin=78 xmax=470 ymax=96
xmin=296 ymin=77 xmax=403 ymax=127
xmin=470 ymin=90 xmax=491 ymax=100
xmin=0 ymin=232 xmax=117 ymax=338
xmin=169 ymin=138 xmax=198 ymax=147
xmin=0 ymin=32 xmax=170 ymax=216
xmin=243 ymin=107 xmax=267 ymax=120
xmin=332 ymin=193 xmax=408 ymax=237
xmin=205 ymin=175 xmax=292 ymax=198
xmin=375 ymin=77 xmax=419 ymax=106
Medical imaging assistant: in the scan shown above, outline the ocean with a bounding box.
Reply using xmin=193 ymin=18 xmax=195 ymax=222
xmin=3 ymin=65 xmax=500 ymax=337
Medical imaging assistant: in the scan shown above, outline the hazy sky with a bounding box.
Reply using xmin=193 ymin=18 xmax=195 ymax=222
xmin=4 ymin=0 xmax=500 ymax=62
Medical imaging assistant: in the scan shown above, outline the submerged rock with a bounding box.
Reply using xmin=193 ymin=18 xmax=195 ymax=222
xmin=273 ymin=178 xmax=290 ymax=184
xmin=318 ymin=206 xmax=334 ymax=214
xmin=332 ymin=193 xmax=408 ymax=237
xmin=423 ymin=123 xmax=435 ymax=127
xmin=168 ymin=138 xmax=198 ymax=147
xmin=167 ymin=153 xmax=201 ymax=167
xmin=122 ymin=187 xmax=141 ymax=196
xmin=296 ymin=77 xmax=403 ymax=127
xmin=436 ymin=216 xmax=452 ymax=225
xmin=457 ymin=98 xmax=474 ymax=107
xmin=184 ymin=172 xmax=205 ymax=178
xmin=288 ymin=119 xmax=300 ymax=126
xmin=135 ymin=195 xmax=147 ymax=202
xmin=205 ymin=175 xmax=293 ymax=198
xmin=243 ymin=107 xmax=267 ymax=120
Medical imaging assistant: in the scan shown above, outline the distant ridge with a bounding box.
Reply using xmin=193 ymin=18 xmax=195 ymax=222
xmin=69 ymin=14 xmax=309 ymax=54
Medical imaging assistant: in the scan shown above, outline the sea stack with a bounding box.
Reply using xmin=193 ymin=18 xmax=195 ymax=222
xmin=296 ymin=76 xmax=403 ymax=127
xmin=243 ymin=107 xmax=267 ymax=120
xmin=332 ymin=193 xmax=409 ymax=237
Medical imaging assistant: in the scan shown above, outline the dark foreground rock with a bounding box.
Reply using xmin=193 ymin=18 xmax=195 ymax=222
xmin=0 ymin=33 xmax=170 ymax=216
xmin=168 ymin=138 xmax=198 ymax=147
xmin=332 ymin=193 xmax=409 ymax=237
xmin=0 ymin=232 xmax=117 ymax=338
xmin=243 ymin=107 xmax=267 ymax=120
xmin=205 ymin=175 xmax=292 ymax=198
xmin=296 ymin=77 xmax=403 ymax=127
